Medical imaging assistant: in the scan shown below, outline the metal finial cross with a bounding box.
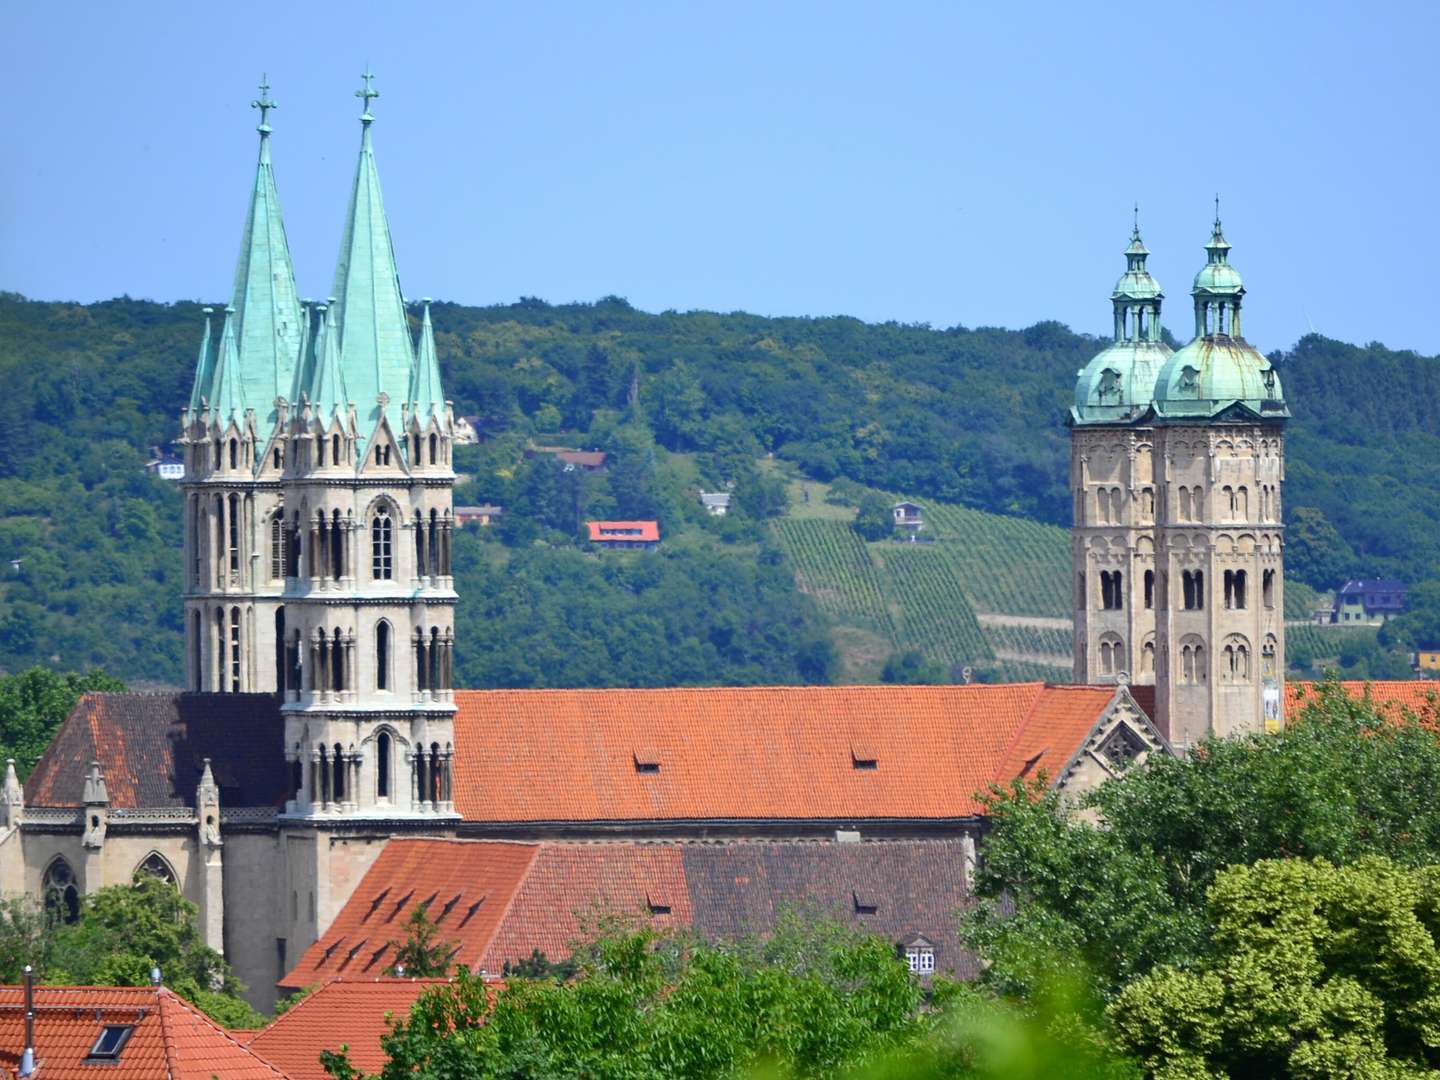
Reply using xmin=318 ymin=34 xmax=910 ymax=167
xmin=356 ymin=66 xmax=379 ymax=118
xmin=252 ymin=74 xmax=277 ymax=130
xmin=1214 ymin=193 xmax=1221 ymax=224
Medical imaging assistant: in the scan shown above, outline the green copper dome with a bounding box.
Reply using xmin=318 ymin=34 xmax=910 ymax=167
xmin=1152 ymin=210 xmax=1289 ymax=422
xmin=1071 ymin=219 xmax=1171 ymax=426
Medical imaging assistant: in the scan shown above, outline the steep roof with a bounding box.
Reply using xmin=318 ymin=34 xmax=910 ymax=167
xmin=25 ymin=693 xmax=286 ymax=809
xmin=0 ymin=985 xmax=286 ymax=1080
xmin=285 ymin=837 xmax=978 ymax=991
xmin=244 ymin=979 xmax=450 ymax=1080
xmin=451 ymin=683 xmax=1117 ymax=823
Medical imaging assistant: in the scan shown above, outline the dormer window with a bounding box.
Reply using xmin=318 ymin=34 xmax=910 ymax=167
xmin=86 ymin=1024 xmax=135 ymax=1062
xmin=850 ymin=742 xmax=877 ymax=770
xmin=853 ymin=892 xmax=877 ymax=915
xmin=633 ymin=748 xmax=660 ymax=774
xmin=905 ymin=946 xmax=936 ymax=974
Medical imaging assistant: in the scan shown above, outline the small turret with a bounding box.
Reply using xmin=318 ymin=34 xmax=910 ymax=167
xmin=82 ymin=761 xmax=108 ymax=849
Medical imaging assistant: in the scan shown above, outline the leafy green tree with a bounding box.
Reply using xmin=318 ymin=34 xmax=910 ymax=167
xmin=1283 ymin=506 xmax=1357 ymax=591
xmin=604 ymin=421 xmax=662 ymax=522
xmin=0 ymin=667 xmax=125 ymax=777
xmin=31 ymin=875 xmax=264 ymax=1027
xmin=854 ymin=493 xmax=894 ymax=542
xmin=963 ymin=680 xmax=1440 ymax=1000
xmin=1381 ymin=580 xmax=1440 ymax=651
xmin=881 ymin=650 xmax=948 ymax=685
xmin=0 ymin=897 xmax=52 ymax=983
xmin=385 ymin=903 xmax=454 ymax=978
xmin=1111 ymin=857 xmax=1440 ymax=1079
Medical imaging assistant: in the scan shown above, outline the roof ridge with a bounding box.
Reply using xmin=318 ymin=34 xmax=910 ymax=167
xmin=160 ymin=987 xmax=289 ymax=1076
xmin=477 ymin=844 xmax=544 ymax=973
xmin=454 ymin=681 xmax=1053 ymax=697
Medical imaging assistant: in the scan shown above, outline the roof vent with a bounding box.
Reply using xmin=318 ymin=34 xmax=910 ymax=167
xmin=633 ymin=748 xmax=661 ymax=774
xmin=852 ymin=892 xmax=878 ymax=915
xmin=850 ymin=742 xmax=878 ymax=770
xmin=646 ymin=894 xmax=672 ymax=915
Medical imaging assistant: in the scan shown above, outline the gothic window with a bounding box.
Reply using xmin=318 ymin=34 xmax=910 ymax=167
xmin=212 ymin=438 xmax=221 ymax=469
xmin=274 ymin=607 xmax=286 ymax=693
xmin=1141 ymin=639 xmax=1156 ymax=675
xmin=273 ymin=446 xmax=282 ymax=470
xmin=378 ymin=443 xmax=391 ymax=466
xmin=1077 ymin=572 xmax=1086 ymax=609
xmin=229 ymin=438 xmax=238 ymax=470
xmin=1222 ymin=636 xmax=1252 ymax=682
xmin=134 ymin=852 xmax=177 ymax=887
xmin=371 ymin=507 xmax=393 ymax=580
xmin=214 ymin=608 xmax=225 ymax=691
xmin=376 ymin=731 xmax=392 ymax=800
xmin=429 ymin=433 xmax=439 ymax=465
xmin=270 ymin=514 xmax=284 ymax=581
xmin=43 ymin=857 xmax=80 ymax=925
xmin=428 ymin=509 xmax=440 ymax=576
xmin=428 ymin=742 xmax=441 ymax=803
xmin=1110 ymin=487 xmax=1123 ymax=523
xmin=1180 ymin=639 xmax=1207 ymax=685
xmin=430 ymin=627 xmax=443 ymax=690
xmin=1237 ymin=486 xmax=1249 ymax=519
xmin=1142 ymin=488 xmax=1154 ymax=519
xmin=1263 ymin=569 xmax=1276 ymax=609
xmin=415 ymin=629 xmax=429 ymax=692
xmin=332 ymin=433 xmax=342 ymax=465
xmin=1178 ymin=486 xmax=1192 ymax=522
xmin=376 ymin=621 xmax=391 ymax=691
xmin=317 ymin=744 xmax=329 ymax=803
xmin=1144 ymin=570 xmax=1155 ymax=610
xmin=191 ymin=612 xmax=202 ymax=691
xmin=229 ymin=607 xmax=242 ymax=692
xmin=190 ymin=499 xmax=202 ymax=586
xmin=227 ymin=493 xmax=241 ymax=576
xmin=317 ymin=434 xmax=326 ymax=467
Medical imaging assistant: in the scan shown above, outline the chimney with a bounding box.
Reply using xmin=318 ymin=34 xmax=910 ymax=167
xmin=19 ymin=964 xmax=35 ymax=1077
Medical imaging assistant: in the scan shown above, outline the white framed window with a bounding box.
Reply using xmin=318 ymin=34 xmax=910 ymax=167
xmin=905 ymin=946 xmax=935 ymax=974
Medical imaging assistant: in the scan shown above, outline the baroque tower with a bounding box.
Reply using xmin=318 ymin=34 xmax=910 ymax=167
xmin=179 ymin=78 xmax=304 ymax=696
xmin=1070 ymin=217 xmax=1171 ymax=687
xmin=1148 ymin=208 xmax=1289 ymax=746
xmin=278 ymin=71 xmax=458 ymax=819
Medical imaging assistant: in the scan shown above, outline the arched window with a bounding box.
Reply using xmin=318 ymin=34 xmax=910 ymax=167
xmin=1182 ymin=570 xmax=1205 ymax=611
xmin=213 ymin=438 xmax=222 ymax=469
xmin=1099 ymin=634 xmax=1122 ymax=676
xmin=428 ymin=509 xmax=440 ymax=577
xmin=43 ymin=857 xmax=80 ymax=925
xmin=191 ymin=611 xmax=202 ymax=691
xmin=429 ymin=433 xmax=439 ymax=465
xmin=1097 ymin=488 xmax=1111 ymax=524
xmin=415 ymin=629 xmax=429 ymax=691
xmin=332 ymin=743 xmax=345 ymax=802
xmin=1262 ymin=635 xmax=1278 ymax=678
xmin=429 ymin=627 xmax=442 ymax=690
xmin=1178 ymin=486 xmax=1191 ymax=522
xmin=274 ymin=607 xmax=286 ymax=694
xmin=1237 ymin=487 xmax=1249 ymax=519
xmin=331 ymin=509 xmax=344 ymax=580
xmin=1180 ymin=639 xmax=1206 ymax=685
xmin=229 ymin=606 xmax=242 ymax=692
xmin=376 ymin=731 xmax=392 ymax=800
xmin=429 ymin=742 xmax=441 ymax=803
xmin=1142 ymin=488 xmax=1154 ymax=518
xmin=270 ymin=514 xmax=284 ymax=580
xmin=332 ymin=628 xmax=345 ymax=692
xmin=371 ymin=507 xmax=393 ymax=579
xmin=1110 ymin=487 xmax=1123 ymax=522
xmin=317 ymin=433 xmax=326 ymax=467
xmin=227 ymin=493 xmax=241 ymax=576
xmin=134 ymin=852 xmax=177 ymax=887
xmin=1077 ymin=572 xmax=1086 ymax=609
xmin=1141 ymin=640 xmax=1156 ymax=675
xmin=332 ymin=433 xmax=342 ymax=465
xmin=1144 ymin=570 xmax=1155 ymax=611
xmin=1100 ymin=571 xmax=1123 ymax=610
xmin=1263 ymin=569 xmax=1276 ymax=609
xmin=376 ymin=621 xmax=391 ymax=690
xmin=229 ymin=438 xmax=238 ymax=470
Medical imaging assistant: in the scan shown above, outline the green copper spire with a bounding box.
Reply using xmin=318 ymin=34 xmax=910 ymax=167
xmin=330 ymin=68 xmax=413 ymax=435
xmin=230 ymin=75 xmax=304 ymax=425
xmin=209 ymin=307 xmax=246 ymax=427
xmin=187 ymin=306 xmax=215 ymax=418
xmin=309 ymin=301 xmax=349 ymax=421
xmin=408 ymin=299 xmax=445 ymax=423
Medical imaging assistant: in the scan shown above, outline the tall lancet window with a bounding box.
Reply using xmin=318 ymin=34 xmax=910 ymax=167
xmin=371 ymin=507 xmax=393 ymax=579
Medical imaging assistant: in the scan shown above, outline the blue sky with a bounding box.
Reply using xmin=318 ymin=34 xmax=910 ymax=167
xmin=6 ymin=0 xmax=1438 ymax=353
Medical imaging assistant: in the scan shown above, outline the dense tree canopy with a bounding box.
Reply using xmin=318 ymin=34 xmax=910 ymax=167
xmin=0 ymin=667 xmax=124 ymax=777
xmin=2 ymin=292 xmax=1436 ymax=684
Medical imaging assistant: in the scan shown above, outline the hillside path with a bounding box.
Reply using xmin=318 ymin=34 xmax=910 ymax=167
xmin=976 ymin=613 xmax=1071 ymax=630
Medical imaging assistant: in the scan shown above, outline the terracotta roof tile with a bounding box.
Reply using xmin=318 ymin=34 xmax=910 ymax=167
xmin=452 ymin=683 xmax=1115 ymax=822
xmin=1286 ymin=680 xmax=1440 ymax=723
xmin=26 ymin=693 xmax=286 ymax=809
xmin=245 ymin=979 xmax=450 ymax=1080
xmin=0 ymin=985 xmax=286 ymax=1079
xmin=586 ymin=520 xmax=660 ymax=542
xmin=282 ymin=841 xmax=538 ymax=989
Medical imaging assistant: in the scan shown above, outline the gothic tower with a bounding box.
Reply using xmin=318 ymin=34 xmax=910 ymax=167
xmin=179 ymin=78 xmax=304 ymax=695
xmin=1070 ymin=218 xmax=1171 ymax=686
xmin=278 ymin=73 xmax=458 ymax=819
xmin=1149 ymin=209 xmax=1289 ymax=747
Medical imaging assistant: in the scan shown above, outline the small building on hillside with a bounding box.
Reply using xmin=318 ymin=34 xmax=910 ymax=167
xmin=1414 ymin=649 xmax=1440 ymax=672
xmin=699 ymin=492 xmax=732 ymax=516
xmin=557 ymin=450 xmax=607 ymax=472
xmin=587 ymin=520 xmax=660 ymax=549
xmin=1330 ymin=579 xmax=1408 ymax=625
xmin=145 ymin=447 xmax=185 ymax=480
xmin=892 ymin=502 xmax=924 ymax=534
xmin=456 ymin=505 xmax=504 ymax=528
xmin=453 ymin=415 xmax=482 ymax=445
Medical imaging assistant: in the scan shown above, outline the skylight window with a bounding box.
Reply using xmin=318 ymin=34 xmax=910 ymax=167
xmin=86 ymin=1024 xmax=134 ymax=1061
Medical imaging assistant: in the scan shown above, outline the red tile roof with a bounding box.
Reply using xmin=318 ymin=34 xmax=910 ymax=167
xmin=25 ymin=693 xmax=286 ymax=809
xmin=556 ymin=450 xmax=607 ymax=468
xmin=586 ymin=520 xmax=660 ymax=542
xmin=244 ymin=979 xmax=451 ymax=1080
xmin=451 ymin=683 xmax=1118 ymax=822
xmin=1286 ymin=680 xmax=1440 ymax=723
xmin=286 ymin=837 xmax=983 ymax=992
xmin=0 ymin=985 xmax=286 ymax=1080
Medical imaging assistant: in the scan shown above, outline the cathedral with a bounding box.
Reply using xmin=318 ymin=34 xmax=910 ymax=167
xmin=2 ymin=77 xmax=1392 ymax=1012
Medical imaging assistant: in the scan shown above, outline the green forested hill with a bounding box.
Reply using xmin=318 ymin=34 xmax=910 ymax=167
xmin=1 ymin=291 xmax=1435 ymax=685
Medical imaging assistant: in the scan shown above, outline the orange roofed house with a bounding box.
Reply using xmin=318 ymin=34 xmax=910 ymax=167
xmin=587 ymin=520 xmax=660 ymax=549
xmin=0 ymin=983 xmax=287 ymax=1080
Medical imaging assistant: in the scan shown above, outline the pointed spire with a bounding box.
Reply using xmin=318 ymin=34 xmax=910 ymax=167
xmin=209 ymin=307 xmax=245 ymax=426
xmin=1206 ymin=194 xmax=1232 ymax=262
xmin=308 ymin=302 xmax=349 ymax=422
xmin=409 ymin=299 xmax=445 ymax=423
xmin=230 ymin=75 xmax=304 ymax=426
xmin=331 ymin=68 xmax=413 ymax=435
xmin=186 ymin=307 xmax=215 ymax=418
